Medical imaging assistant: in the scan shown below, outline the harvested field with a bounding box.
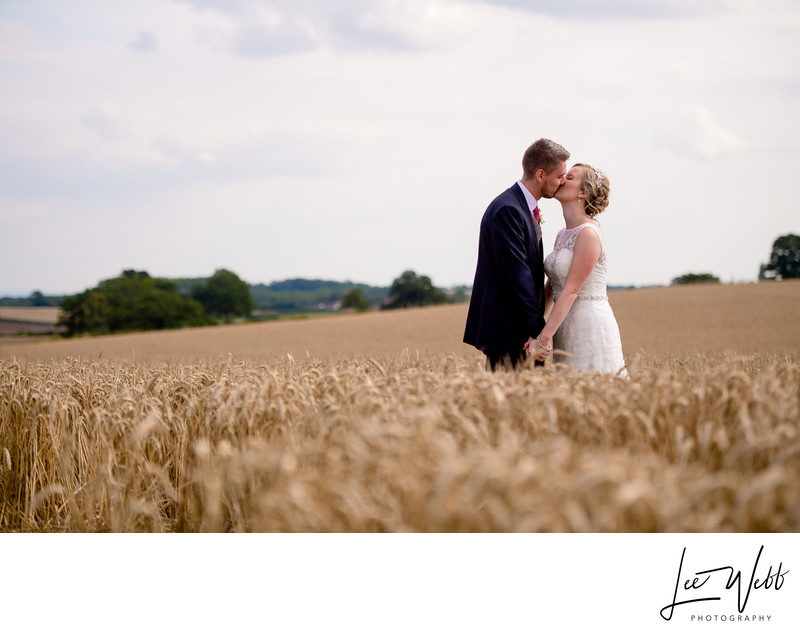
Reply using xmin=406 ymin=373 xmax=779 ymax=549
xmin=0 ymin=282 xmax=798 ymax=532
xmin=1 ymin=281 xmax=798 ymax=361
xmin=0 ymin=322 xmax=62 ymax=337
xmin=0 ymin=307 xmax=60 ymax=324
xmin=0 ymin=307 xmax=63 ymax=339
xmin=609 ymin=281 xmax=800 ymax=356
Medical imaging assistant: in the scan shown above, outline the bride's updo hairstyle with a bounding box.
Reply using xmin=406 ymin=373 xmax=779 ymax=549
xmin=575 ymin=163 xmax=610 ymax=218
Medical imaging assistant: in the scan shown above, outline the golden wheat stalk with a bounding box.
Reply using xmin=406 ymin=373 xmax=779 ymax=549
xmin=0 ymin=352 xmax=797 ymax=532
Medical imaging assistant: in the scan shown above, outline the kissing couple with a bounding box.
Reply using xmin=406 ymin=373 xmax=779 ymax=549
xmin=463 ymin=137 xmax=627 ymax=376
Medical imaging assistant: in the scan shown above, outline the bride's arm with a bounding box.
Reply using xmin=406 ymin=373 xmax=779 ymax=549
xmin=528 ymin=229 xmax=602 ymax=359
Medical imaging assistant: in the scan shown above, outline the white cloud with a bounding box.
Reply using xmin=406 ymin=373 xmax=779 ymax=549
xmin=475 ymin=0 xmax=793 ymax=20
xmin=129 ymin=29 xmax=158 ymax=52
xmin=656 ymin=106 xmax=745 ymax=160
xmin=174 ymin=0 xmax=483 ymax=55
xmin=0 ymin=0 xmax=799 ymax=294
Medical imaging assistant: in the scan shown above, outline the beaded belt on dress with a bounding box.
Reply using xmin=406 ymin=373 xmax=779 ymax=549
xmin=554 ymin=294 xmax=608 ymax=301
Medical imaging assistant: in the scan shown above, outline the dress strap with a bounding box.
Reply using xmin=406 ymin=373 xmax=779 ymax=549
xmin=573 ymin=221 xmax=605 ymax=252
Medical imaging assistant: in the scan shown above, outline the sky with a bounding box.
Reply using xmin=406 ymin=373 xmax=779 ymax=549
xmin=1 ymin=0 xmax=798 ymax=296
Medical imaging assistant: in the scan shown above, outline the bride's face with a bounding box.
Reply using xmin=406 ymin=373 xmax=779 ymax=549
xmin=555 ymin=166 xmax=584 ymax=202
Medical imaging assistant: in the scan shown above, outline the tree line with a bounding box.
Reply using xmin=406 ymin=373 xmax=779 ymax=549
xmin=58 ymin=269 xmax=254 ymax=336
xmin=13 ymin=233 xmax=798 ymax=337
xmin=52 ymin=269 xmax=466 ymax=337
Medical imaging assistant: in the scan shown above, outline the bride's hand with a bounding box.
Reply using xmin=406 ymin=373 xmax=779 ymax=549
xmin=533 ymin=336 xmax=552 ymax=361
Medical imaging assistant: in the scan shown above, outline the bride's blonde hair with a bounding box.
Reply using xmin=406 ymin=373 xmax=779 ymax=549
xmin=575 ymin=163 xmax=610 ymax=218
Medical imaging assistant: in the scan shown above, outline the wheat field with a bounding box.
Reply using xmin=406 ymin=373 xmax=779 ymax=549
xmin=1 ymin=282 xmax=799 ymax=532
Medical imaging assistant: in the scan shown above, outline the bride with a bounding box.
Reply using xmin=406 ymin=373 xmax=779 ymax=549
xmin=524 ymin=163 xmax=627 ymax=376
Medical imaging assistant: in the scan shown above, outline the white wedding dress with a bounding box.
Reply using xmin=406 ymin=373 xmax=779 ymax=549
xmin=543 ymin=222 xmax=628 ymax=376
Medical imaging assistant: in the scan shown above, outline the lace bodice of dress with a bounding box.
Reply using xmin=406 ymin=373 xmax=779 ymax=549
xmin=542 ymin=221 xmax=627 ymax=376
xmin=544 ymin=222 xmax=608 ymax=300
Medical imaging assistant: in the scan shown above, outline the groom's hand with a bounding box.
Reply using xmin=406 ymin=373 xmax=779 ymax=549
xmin=523 ymin=337 xmax=534 ymax=357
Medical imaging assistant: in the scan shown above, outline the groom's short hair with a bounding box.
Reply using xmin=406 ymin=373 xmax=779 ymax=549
xmin=522 ymin=138 xmax=570 ymax=178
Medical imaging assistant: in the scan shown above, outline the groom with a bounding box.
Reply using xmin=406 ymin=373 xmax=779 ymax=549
xmin=463 ymin=138 xmax=569 ymax=370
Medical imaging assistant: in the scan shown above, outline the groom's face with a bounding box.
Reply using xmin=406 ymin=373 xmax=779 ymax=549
xmin=540 ymin=162 xmax=567 ymax=199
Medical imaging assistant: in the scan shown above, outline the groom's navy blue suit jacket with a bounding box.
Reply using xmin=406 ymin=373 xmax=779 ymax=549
xmin=463 ymin=183 xmax=546 ymax=360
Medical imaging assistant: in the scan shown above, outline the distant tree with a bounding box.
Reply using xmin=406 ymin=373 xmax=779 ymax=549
xmin=120 ymin=269 xmax=149 ymax=281
xmin=341 ymin=288 xmax=371 ymax=312
xmin=449 ymin=289 xmax=469 ymax=304
xmin=58 ymin=290 xmax=110 ymax=335
xmin=29 ymin=290 xmax=50 ymax=306
xmin=192 ymin=269 xmax=255 ymax=322
xmin=672 ymin=273 xmax=721 ymax=285
xmin=382 ymin=270 xmax=449 ymax=309
xmin=58 ymin=270 xmax=213 ymax=336
xmin=759 ymin=234 xmax=800 ymax=280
